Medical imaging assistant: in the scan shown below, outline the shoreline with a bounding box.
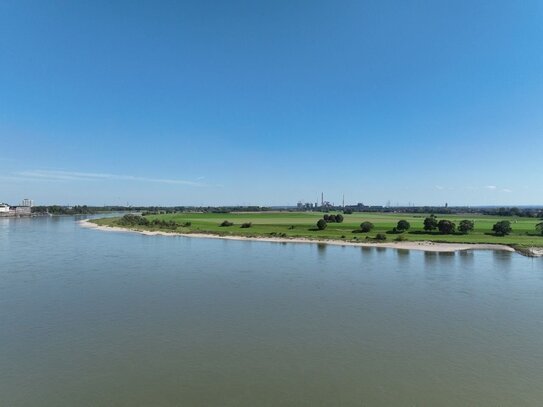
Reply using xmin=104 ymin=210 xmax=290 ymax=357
xmin=79 ymin=219 xmax=543 ymax=256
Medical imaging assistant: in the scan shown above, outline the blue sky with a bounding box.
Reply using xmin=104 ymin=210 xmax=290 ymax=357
xmin=1 ymin=0 xmax=542 ymax=206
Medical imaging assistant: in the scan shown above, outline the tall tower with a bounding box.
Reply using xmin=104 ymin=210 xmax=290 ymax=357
xmin=321 ymin=192 xmax=324 ymax=207
xmin=342 ymin=194 xmax=345 ymax=208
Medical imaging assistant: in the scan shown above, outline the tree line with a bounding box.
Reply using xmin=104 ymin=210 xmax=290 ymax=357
xmin=316 ymin=214 xmax=543 ymax=237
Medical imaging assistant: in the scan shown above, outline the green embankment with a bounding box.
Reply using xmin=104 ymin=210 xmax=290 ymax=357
xmin=91 ymin=212 xmax=543 ymax=248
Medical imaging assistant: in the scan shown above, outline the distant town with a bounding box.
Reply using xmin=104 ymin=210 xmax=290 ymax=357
xmin=0 ymin=199 xmax=33 ymax=217
xmin=1 ymin=193 xmax=543 ymax=219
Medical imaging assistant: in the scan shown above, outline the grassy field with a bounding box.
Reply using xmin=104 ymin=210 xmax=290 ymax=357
xmin=91 ymin=211 xmax=543 ymax=248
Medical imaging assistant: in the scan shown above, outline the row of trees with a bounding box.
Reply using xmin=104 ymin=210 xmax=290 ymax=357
xmin=315 ymin=215 xmax=536 ymax=237
xmin=316 ymin=214 xmax=345 ymax=230
xmin=323 ymin=214 xmax=344 ymax=223
xmin=422 ymin=215 xmax=475 ymax=234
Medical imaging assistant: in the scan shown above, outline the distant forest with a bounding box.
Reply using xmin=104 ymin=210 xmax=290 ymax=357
xmin=31 ymin=204 xmax=543 ymax=218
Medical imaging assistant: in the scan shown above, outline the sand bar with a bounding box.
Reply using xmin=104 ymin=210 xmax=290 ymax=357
xmin=76 ymin=219 xmax=543 ymax=256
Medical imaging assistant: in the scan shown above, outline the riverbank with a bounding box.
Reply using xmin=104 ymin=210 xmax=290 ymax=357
xmin=78 ymin=219 xmax=543 ymax=256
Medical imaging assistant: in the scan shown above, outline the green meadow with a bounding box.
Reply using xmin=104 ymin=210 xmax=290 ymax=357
xmin=92 ymin=211 xmax=543 ymax=248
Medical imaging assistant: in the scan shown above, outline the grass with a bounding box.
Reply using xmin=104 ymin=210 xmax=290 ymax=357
xmin=91 ymin=211 xmax=543 ymax=248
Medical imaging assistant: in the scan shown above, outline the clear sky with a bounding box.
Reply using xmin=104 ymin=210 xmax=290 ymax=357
xmin=1 ymin=0 xmax=542 ymax=206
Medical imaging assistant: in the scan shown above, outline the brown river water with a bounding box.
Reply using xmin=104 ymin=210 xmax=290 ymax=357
xmin=1 ymin=215 xmax=543 ymax=406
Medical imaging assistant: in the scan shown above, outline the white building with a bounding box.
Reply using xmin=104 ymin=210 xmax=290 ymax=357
xmin=0 ymin=203 xmax=10 ymax=213
xmin=21 ymin=198 xmax=33 ymax=207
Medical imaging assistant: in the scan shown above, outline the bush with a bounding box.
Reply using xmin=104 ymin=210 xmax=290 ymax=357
xmin=335 ymin=214 xmax=344 ymax=223
xmin=240 ymin=222 xmax=252 ymax=228
xmin=375 ymin=233 xmax=387 ymax=241
xmin=492 ymin=220 xmax=512 ymax=236
xmin=437 ymin=219 xmax=456 ymax=234
xmin=316 ymin=219 xmax=327 ymax=230
xmin=117 ymin=214 xmax=150 ymax=227
xmin=343 ymin=209 xmax=353 ymax=214
xmin=537 ymin=222 xmax=543 ymax=236
xmin=360 ymin=221 xmax=374 ymax=233
xmin=220 ymin=220 xmax=234 ymax=227
xmin=181 ymin=221 xmax=192 ymax=227
xmin=458 ymin=220 xmax=474 ymax=234
xmin=396 ymin=220 xmax=410 ymax=232
xmin=395 ymin=234 xmax=407 ymax=242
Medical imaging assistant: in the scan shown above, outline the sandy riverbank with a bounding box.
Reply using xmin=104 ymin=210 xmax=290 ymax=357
xmin=76 ymin=219 xmax=543 ymax=256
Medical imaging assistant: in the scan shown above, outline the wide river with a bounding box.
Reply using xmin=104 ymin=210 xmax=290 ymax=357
xmin=1 ymin=215 xmax=543 ymax=406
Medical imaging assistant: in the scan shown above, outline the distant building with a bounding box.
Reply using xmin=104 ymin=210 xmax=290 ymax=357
xmin=0 ymin=199 xmax=33 ymax=216
xmin=14 ymin=206 xmax=31 ymax=215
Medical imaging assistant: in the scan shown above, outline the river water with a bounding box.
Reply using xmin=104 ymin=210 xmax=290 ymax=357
xmin=1 ymin=215 xmax=542 ymax=406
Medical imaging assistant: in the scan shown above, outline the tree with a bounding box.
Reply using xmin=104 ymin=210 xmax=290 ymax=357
xmin=423 ymin=215 xmax=438 ymax=232
xmin=316 ymin=219 xmax=327 ymax=230
xmin=536 ymin=222 xmax=543 ymax=236
xmin=437 ymin=219 xmax=456 ymax=234
xmin=492 ymin=220 xmax=512 ymax=236
xmin=335 ymin=214 xmax=344 ymax=223
xmin=360 ymin=221 xmax=374 ymax=233
xmin=396 ymin=220 xmax=410 ymax=232
xmin=458 ymin=220 xmax=474 ymax=234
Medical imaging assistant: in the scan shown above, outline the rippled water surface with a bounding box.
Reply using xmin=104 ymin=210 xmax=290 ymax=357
xmin=1 ymin=216 xmax=543 ymax=406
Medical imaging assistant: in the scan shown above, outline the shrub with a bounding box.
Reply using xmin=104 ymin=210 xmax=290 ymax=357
xmin=343 ymin=209 xmax=353 ymax=214
xmin=395 ymin=234 xmax=407 ymax=242
xmin=396 ymin=220 xmax=410 ymax=232
xmin=375 ymin=233 xmax=387 ymax=241
xmin=458 ymin=220 xmax=474 ymax=234
xmin=492 ymin=220 xmax=512 ymax=236
xmin=316 ymin=219 xmax=327 ymax=230
xmin=181 ymin=221 xmax=192 ymax=227
xmin=220 ymin=220 xmax=234 ymax=227
xmin=360 ymin=221 xmax=374 ymax=233
xmin=118 ymin=214 xmax=150 ymax=227
xmin=437 ymin=219 xmax=456 ymax=234
xmin=240 ymin=222 xmax=252 ymax=228
xmin=335 ymin=214 xmax=344 ymax=223
xmin=536 ymin=222 xmax=543 ymax=236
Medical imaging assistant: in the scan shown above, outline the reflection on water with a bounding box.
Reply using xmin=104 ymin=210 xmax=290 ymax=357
xmin=316 ymin=242 xmax=327 ymax=258
xmin=423 ymin=251 xmax=438 ymax=266
xmin=360 ymin=246 xmax=373 ymax=254
xmin=1 ymin=216 xmax=543 ymax=407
